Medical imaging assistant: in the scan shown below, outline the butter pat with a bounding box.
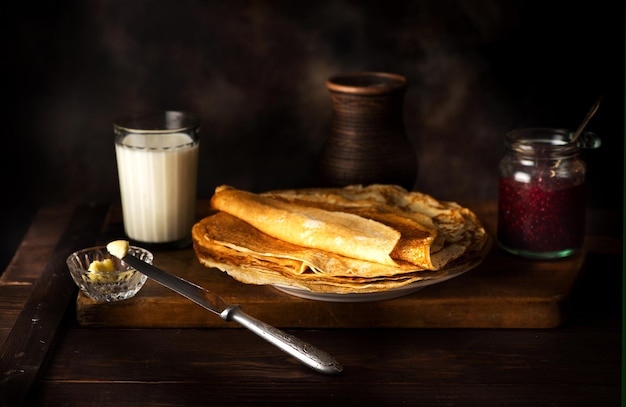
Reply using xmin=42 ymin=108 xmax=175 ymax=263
xmin=88 ymin=258 xmax=115 ymax=272
xmin=107 ymin=240 xmax=130 ymax=259
xmin=86 ymin=258 xmax=120 ymax=283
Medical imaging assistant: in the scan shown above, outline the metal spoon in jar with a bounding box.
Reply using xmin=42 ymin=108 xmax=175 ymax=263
xmin=571 ymin=95 xmax=602 ymax=144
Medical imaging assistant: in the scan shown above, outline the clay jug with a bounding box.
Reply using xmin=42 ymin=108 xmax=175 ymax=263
xmin=317 ymin=72 xmax=418 ymax=190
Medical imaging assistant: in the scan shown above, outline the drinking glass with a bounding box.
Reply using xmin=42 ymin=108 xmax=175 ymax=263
xmin=113 ymin=111 xmax=200 ymax=248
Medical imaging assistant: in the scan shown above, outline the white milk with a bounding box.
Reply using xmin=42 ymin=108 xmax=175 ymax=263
xmin=115 ymin=132 xmax=199 ymax=244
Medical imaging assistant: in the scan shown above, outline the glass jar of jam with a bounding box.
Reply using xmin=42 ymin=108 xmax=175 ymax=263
xmin=497 ymin=128 xmax=600 ymax=259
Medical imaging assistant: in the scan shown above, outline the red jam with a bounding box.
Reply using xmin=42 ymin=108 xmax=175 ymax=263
xmin=497 ymin=177 xmax=586 ymax=255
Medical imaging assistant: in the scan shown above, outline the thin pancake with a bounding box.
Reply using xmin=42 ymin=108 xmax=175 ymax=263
xmin=192 ymin=184 xmax=489 ymax=294
xmin=192 ymin=211 xmax=490 ymax=293
xmin=211 ymin=185 xmax=401 ymax=266
xmin=193 ymin=211 xmax=419 ymax=278
xmin=265 ymin=196 xmax=438 ymax=269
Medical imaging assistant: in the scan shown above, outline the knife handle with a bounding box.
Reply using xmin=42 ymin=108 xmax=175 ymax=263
xmin=221 ymin=305 xmax=343 ymax=375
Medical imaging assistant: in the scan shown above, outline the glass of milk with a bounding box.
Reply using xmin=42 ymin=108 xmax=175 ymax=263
xmin=113 ymin=111 xmax=200 ymax=248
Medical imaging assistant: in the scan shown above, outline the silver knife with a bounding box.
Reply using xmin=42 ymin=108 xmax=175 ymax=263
xmin=121 ymin=254 xmax=343 ymax=375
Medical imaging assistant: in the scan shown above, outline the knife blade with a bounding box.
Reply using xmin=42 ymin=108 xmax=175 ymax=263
xmin=121 ymin=254 xmax=343 ymax=375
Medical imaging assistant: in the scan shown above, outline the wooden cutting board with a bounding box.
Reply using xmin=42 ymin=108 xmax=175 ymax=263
xmin=76 ymin=200 xmax=586 ymax=329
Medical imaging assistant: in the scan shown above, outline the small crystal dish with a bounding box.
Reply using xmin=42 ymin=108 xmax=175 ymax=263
xmin=66 ymin=245 xmax=153 ymax=303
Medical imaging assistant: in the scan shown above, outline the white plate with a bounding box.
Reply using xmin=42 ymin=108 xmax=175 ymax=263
xmin=272 ymin=265 xmax=473 ymax=303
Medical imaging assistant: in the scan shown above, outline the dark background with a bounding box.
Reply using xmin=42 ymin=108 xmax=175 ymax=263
xmin=2 ymin=1 xmax=623 ymax=271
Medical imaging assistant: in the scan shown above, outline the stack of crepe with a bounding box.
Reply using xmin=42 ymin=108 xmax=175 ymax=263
xmin=192 ymin=184 xmax=490 ymax=294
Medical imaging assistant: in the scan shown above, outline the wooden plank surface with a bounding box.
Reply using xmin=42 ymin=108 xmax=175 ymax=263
xmin=34 ymin=324 xmax=621 ymax=406
xmin=0 ymin=203 xmax=110 ymax=406
xmin=75 ymin=200 xmax=587 ymax=329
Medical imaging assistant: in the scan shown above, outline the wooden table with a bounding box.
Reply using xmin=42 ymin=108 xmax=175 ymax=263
xmin=0 ymin=201 xmax=622 ymax=406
